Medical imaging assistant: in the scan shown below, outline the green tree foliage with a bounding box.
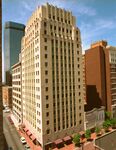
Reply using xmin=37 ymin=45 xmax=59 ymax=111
xmin=95 ymin=127 xmax=101 ymax=134
xmin=110 ymin=118 xmax=116 ymax=128
xmin=103 ymin=120 xmax=111 ymax=130
xmin=73 ymin=134 xmax=80 ymax=146
xmin=85 ymin=129 xmax=91 ymax=139
xmin=105 ymin=111 xmax=112 ymax=120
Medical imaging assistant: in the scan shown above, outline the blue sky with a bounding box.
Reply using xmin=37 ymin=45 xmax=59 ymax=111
xmin=3 ymin=0 xmax=116 ymax=50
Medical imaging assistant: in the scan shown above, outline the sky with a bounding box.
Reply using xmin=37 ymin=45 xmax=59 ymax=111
xmin=2 ymin=0 xmax=116 ymax=50
xmin=2 ymin=0 xmax=116 ymax=80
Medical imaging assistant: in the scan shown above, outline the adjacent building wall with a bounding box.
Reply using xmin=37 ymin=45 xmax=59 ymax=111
xmin=0 ymin=0 xmax=7 ymax=149
xmin=12 ymin=61 xmax=22 ymax=125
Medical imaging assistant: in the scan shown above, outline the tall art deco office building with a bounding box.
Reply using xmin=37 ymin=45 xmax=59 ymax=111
xmin=21 ymin=3 xmax=84 ymax=148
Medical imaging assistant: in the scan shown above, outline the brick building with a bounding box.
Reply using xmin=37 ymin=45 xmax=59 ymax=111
xmin=2 ymin=86 xmax=12 ymax=108
xmin=85 ymin=41 xmax=112 ymax=112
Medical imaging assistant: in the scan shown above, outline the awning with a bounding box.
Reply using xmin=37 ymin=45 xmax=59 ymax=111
xmin=54 ymin=139 xmax=63 ymax=145
xmin=30 ymin=135 xmax=36 ymax=141
xmin=63 ymin=136 xmax=71 ymax=142
xmin=27 ymin=131 xmax=32 ymax=136
xmin=24 ymin=128 xmax=29 ymax=132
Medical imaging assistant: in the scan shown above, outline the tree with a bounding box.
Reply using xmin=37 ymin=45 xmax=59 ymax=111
xmin=95 ymin=127 xmax=101 ymax=135
xmin=73 ymin=134 xmax=80 ymax=146
xmin=110 ymin=118 xmax=116 ymax=128
xmin=103 ymin=120 xmax=111 ymax=131
xmin=85 ymin=129 xmax=91 ymax=139
xmin=105 ymin=111 xmax=112 ymax=120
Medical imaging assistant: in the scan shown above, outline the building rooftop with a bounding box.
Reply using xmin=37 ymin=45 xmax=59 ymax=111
xmin=5 ymin=21 xmax=25 ymax=30
xmin=91 ymin=40 xmax=108 ymax=48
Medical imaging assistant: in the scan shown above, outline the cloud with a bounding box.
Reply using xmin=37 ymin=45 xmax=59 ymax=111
xmin=76 ymin=4 xmax=97 ymax=16
xmin=20 ymin=0 xmax=96 ymax=17
xmin=80 ymin=17 xmax=116 ymax=50
xmin=21 ymin=1 xmax=34 ymax=12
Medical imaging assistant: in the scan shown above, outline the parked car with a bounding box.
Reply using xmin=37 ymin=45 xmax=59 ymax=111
xmin=25 ymin=144 xmax=31 ymax=150
xmin=4 ymin=104 xmax=8 ymax=107
xmin=4 ymin=109 xmax=10 ymax=113
xmin=20 ymin=137 xmax=27 ymax=144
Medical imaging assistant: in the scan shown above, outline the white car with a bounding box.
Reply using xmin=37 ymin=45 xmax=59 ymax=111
xmin=4 ymin=104 xmax=8 ymax=107
xmin=25 ymin=144 xmax=30 ymax=150
xmin=5 ymin=106 xmax=9 ymax=109
xmin=4 ymin=109 xmax=10 ymax=113
xmin=20 ymin=137 xmax=27 ymax=144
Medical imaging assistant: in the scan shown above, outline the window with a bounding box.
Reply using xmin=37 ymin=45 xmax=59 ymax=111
xmin=44 ymin=38 xmax=47 ymax=42
xmin=46 ymin=104 xmax=49 ymax=108
xmin=44 ymin=30 xmax=47 ymax=34
xmin=79 ymin=99 xmax=81 ymax=103
xmin=46 ymin=112 xmax=49 ymax=117
xmin=44 ymin=22 xmax=46 ymax=27
xmin=45 ymin=54 xmax=48 ymax=58
xmin=45 ymin=79 xmax=48 ymax=83
xmin=45 ymin=62 xmax=48 ymax=67
xmin=45 ymin=46 xmax=47 ymax=50
xmin=62 ymin=28 xmax=64 ymax=32
xmin=46 ymin=129 xmax=50 ymax=134
xmin=46 ymin=87 xmax=48 ymax=91
xmin=49 ymin=14 xmax=51 ymax=18
xmin=47 ymin=120 xmax=49 ymax=125
xmin=45 ymin=70 xmax=48 ymax=75
xmin=46 ymin=95 xmax=49 ymax=100
xmin=78 ymin=64 xmax=80 ymax=68
xmin=78 ymin=85 xmax=80 ymax=89
xmin=79 ymin=120 xmax=82 ymax=124
xmin=54 ymin=26 xmax=56 ymax=30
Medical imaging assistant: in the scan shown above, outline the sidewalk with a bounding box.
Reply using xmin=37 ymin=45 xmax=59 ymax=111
xmin=18 ymin=129 xmax=42 ymax=150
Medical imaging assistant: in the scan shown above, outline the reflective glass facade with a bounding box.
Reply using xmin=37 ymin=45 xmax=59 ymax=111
xmin=4 ymin=21 xmax=25 ymax=85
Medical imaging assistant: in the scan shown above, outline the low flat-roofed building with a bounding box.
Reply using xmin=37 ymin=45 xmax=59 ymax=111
xmin=112 ymin=104 xmax=116 ymax=118
xmin=85 ymin=106 xmax=105 ymax=130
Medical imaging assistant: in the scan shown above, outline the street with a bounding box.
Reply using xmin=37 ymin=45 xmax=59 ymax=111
xmin=3 ymin=111 xmax=25 ymax=150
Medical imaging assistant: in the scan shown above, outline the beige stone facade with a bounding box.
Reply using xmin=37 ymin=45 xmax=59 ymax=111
xmin=2 ymin=86 xmax=12 ymax=108
xmin=82 ymin=54 xmax=86 ymax=105
xmin=12 ymin=61 xmax=22 ymax=124
xmin=107 ymin=46 xmax=116 ymax=105
xmin=21 ymin=3 xmax=84 ymax=148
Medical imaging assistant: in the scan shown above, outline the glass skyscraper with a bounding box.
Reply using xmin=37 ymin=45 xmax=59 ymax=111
xmin=4 ymin=21 xmax=25 ymax=85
